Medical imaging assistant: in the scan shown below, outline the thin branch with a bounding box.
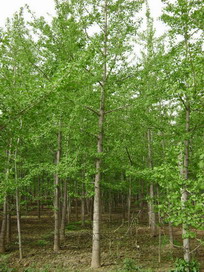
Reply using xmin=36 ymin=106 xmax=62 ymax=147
xmin=83 ymin=66 xmax=103 ymax=88
xmin=125 ymin=147 xmax=134 ymax=166
xmin=178 ymin=95 xmax=188 ymax=110
xmin=84 ymin=106 xmax=100 ymax=116
xmin=80 ymin=128 xmax=98 ymax=139
xmin=105 ymin=104 xmax=130 ymax=114
xmin=190 ymin=241 xmax=203 ymax=254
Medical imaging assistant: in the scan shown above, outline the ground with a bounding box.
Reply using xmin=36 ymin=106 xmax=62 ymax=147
xmin=0 ymin=208 xmax=204 ymax=272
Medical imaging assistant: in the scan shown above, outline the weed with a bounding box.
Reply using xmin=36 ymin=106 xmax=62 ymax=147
xmin=116 ymin=258 xmax=153 ymax=272
xmin=0 ymin=254 xmax=16 ymax=272
xmin=161 ymin=235 xmax=169 ymax=246
xmin=36 ymin=239 xmax=49 ymax=246
xmin=169 ymin=258 xmax=200 ymax=272
xmin=24 ymin=264 xmax=51 ymax=272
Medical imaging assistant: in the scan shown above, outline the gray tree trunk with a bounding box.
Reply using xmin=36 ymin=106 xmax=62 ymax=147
xmin=15 ymin=146 xmax=23 ymax=260
xmin=54 ymin=126 xmax=62 ymax=252
xmin=147 ymin=129 xmax=156 ymax=236
xmin=91 ymin=1 xmax=107 ymax=267
xmin=181 ymin=105 xmax=190 ymax=262
xmin=60 ymin=180 xmax=67 ymax=241
xmin=0 ymin=197 xmax=7 ymax=253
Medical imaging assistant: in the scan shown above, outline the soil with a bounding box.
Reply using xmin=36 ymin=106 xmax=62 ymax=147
xmin=0 ymin=208 xmax=204 ymax=272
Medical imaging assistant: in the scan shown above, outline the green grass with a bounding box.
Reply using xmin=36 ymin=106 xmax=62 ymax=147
xmin=66 ymin=220 xmax=91 ymax=231
xmin=35 ymin=239 xmax=49 ymax=246
xmin=0 ymin=254 xmax=16 ymax=272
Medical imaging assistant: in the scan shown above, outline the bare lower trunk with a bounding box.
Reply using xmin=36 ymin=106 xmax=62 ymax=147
xmin=14 ymin=144 xmax=23 ymax=260
xmin=16 ymin=188 xmax=23 ymax=260
xmin=0 ymin=197 xmax=7 ymax=253
xmin=181 ymin=186 xmax=190 ymax=262
xmin=6 ymin=210 xmax=11 ymax=244
xmin=54 ymin=127 xmax=62 ymax=252
xmin=81 ymin=182 xmax=85 ymax=227
xmin=67 ymin=195 xmax=71 ymax=224
xmin=122 ymin=194 xmax=126 ymax=221
xmin=91 ymin=161 xmax=102 ymax=268
xmin=91 ymin=0 xmax=107 ymax=268
xmin=108 ymin=191 xmax=112 ymax=222
xmin=37 ymin=177 xmax=41 ymax=219
xmin=181 ymin=105 xmax=190 ymax=262
xmin=127 ymin=178 xmax=131 ymax=228
xmin=149 ymin=184 xmax=156 ymax=236
xmin=169 ymin=222 xmax=174 ymax=248
xmin=60 ymin=180 xmax=67 ymax=241
xmin=147 ymin=129 xmax=156 ymax=236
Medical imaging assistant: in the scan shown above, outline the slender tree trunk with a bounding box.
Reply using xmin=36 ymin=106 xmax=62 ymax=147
xmin=14 ymin=147 xmax=23 ymax=260
xmin=181 ymin=105 xmax=190 ymax=262
xmin=122 ymin=194 xmax=126 ymax=221
xmin=108 ymin=191 xmax=112 ymax=223
xmin=168 ymin=222 xmax=174 ymax=248
xmin=147 ymin=129 xmax=156 ymax=236
xmin=91 ymin=0 xmax=107 ymax=268
xmin=37 ymin=177 xmax=41 ymax=219
xmin=67 ymin=195 xmax=71 ymax=224
xmin=127 ymin=177 xmax=132 ymax=228
xmin=74 ymin=181 xmax=78 ymax=222
xmin=0 ymin=197 xmax=7 ymax=253
xmin=16 ymin=188 xmax=23 ymax=260
xmin=60 ymin=180 xmax=67 ymax=241
xmin=6 ymin=203 xmax=11 ymax=244
xmin=81 ymin=182 xmax=85 ymax=227
xmin=1 ymin=145 xmax=12 ymax=249
xmin=54 ymin=126 xmax=62 ymax=252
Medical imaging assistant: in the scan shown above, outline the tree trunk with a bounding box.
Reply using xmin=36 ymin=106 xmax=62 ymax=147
xmin=6 ymin=206 xmax=11 ymax=244
xmin=169 ymin=222 xmax=174 ymax=248
xmin=127 ymin=177 xmax=132 ymax=228
xmin=37 ymin=177 xmax=41 ymax=219
xmin=14 ymin=147 xmax=23 ymax=260
xmin=91 ymin=0 xmax=107 ymax=268
xmin=67 ymin=195 xmax=71 ymax=224
xmin=53 ymin=126 xmax=62 ymax=252
xmin=81 ymin=182 xmax=85 ymax=227
xmin=60 ymin=180 xmax=67 ymax=241
xmin=181 ymin=105 xmax=190 ymax=262
xmin=108 ymin=191 xmax=112 ymax=223
xmin=16 ymin=188 xmax=23 ymax=260
xmin=74 ymin=180 xmax=78 ymax=222
xmin=147 ymin=129 xmax=156 ymax=236
xmin=0 ymin=197 xmax=7 ymax=253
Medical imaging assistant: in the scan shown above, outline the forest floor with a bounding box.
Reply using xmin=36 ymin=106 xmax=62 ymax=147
xmin=0 ymin=208 xmax=204 ymax=272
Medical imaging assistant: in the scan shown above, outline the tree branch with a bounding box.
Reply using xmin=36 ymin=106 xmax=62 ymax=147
xmin=125 ymin=147 xmax=134 ymax=166
xmin=80 ymin=128 xmax=98 ymax=139
xmin=84 ymin=106 xmax=100 ymax=116
xmin=178 ymin=95 xmax=188 ymax=110
xmin=105 ymin=104 xmax=130 ymax=114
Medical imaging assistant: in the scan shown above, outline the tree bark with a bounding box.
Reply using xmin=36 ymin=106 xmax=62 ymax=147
xmin=127 ymin=177 xmax=132 ymax=228
xmin=60 ymin=180 xmax=67 ymax=241
xmin=37 ymin=177 xmax=41 ymax=219
xmin=169 ymin=222 xmax=174 ymax=249
xmin=15 ymin=147 xmax=23 ymax=260
xmin=53 ymin=126 xmax=62 ymax=252
xmin=91 ymin=0 xmax=107 ymax=268
xmin=74 ymin=180 xmax=78 ymax=222
xmin=181 ymin=105 xmax=190 ymax=262
xmin=6 ymin=205 xmax=11 ymax=244
xmin=147 ymin=129 xmax=156 ymax=236
xmin=81 ymin=182 xmax=85 ymax=227
xmin=16 ymin=188 xmax=23 ymax=260
xmin=67 ymin=195 xmax=71 ymax=224
xmin=0 ymin=197 xmax=7 ymax=253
